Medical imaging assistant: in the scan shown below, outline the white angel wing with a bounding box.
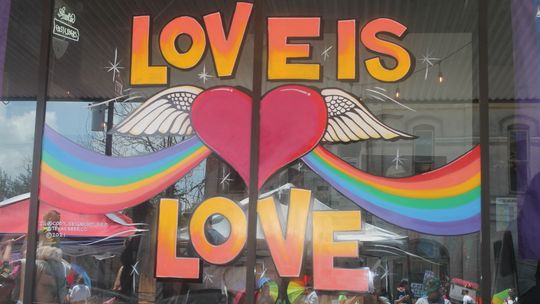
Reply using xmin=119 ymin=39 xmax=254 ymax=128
xmin=112 ymin=86 xmax=202 ymax=136
xmin=321 ymin=88 xmax=414 ymax=143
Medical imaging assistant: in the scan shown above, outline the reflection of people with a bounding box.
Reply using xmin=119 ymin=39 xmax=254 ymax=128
xmin=377 ymin=288 xmax=392 ymax=304
xmin=0 ymin=239 xmax=19 ymax=302
xmin=40 ymin=210 xmax=61 ymax=247
xmin=395 ymin=279 xmax=413 ymax=304
xmin=35 ymin=245 xmax=68 ymax=304
xmin=415 ymin=277 xmax=450 ymax=304
xmin=69 ymin=276 xmax=91 ymax=304
xmin=462 ymin=289 xmax=474 ymax=304
xmin=338 ymin=293 xmax=361 ymax=304
xmin=504 ymin=288 xmax=518 ymax=304
xmin=255 ymin=278 xmax=274 ymax=304
xmin=118 ymin=236 xmax=140 ymax=297
xmin=520 ymin=262 xmax=540 ymax=303
xmin=303 ymin=285 xmax=318 ymax=304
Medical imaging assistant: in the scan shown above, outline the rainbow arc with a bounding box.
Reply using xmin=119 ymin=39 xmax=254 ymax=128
xmin=39 ymin=125 xmax=480 ymax=235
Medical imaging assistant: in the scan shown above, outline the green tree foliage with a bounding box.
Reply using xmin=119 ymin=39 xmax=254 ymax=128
xmin=0 ymin=164 xmax=32 ymax=200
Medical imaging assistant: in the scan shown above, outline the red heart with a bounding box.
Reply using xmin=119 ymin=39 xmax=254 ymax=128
xmin=191 ymin=85 xmax=327 ymax=189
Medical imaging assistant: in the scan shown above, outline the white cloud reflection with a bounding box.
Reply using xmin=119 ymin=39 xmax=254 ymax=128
xmin=0 ymin=102 xmax=57 ymax=176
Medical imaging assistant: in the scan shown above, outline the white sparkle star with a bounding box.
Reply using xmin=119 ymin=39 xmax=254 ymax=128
xmin=219 ymin=172 xmax=233 ymax=187
xmin=418 ymin=50 xmax=440 ymax=80
xmin=392 ymin=147 xmax=406 ymax=170
xmin=130 ymin=260 xmax=140 ymax=276
xmin=104 ymin=48 xmax=124 ymax=82
xmin=221 ymin=283 xmax=228 ymax=296
xmin=373 ymin=260 xmax=390 ymax=280
xmin=321 ymin=45 xmax=333 ymax=61
xmin=198 ymin=65 xmax=214 ymax=84
xmin=130 ymin=260 xmax=140 ymax=293
xmin=259 ymin=261 xmax=268 ymax=279
xmin=203 ymin=271 xmax=214 ymax=286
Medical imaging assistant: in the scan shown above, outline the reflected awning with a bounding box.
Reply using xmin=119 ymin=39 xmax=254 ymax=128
xmin=0 ymin=193 xmax=137 ymax=237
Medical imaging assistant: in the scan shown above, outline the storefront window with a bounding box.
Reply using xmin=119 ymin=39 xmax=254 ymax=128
xmin=34 ymin=0 xmax=255 ymax=303
xmin=6 ymin=0 xmax=540 ymax=303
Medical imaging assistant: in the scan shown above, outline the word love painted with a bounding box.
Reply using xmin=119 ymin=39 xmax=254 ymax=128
xmin=156 ymin=189 xmax=369 ymax=292
xmin=131 ymin=2 xmax=413 ymax=85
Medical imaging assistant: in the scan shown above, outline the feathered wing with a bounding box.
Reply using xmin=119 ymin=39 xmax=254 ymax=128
xmin=112 ymin=86 xmax=202 ymax=136
xmin=321 ymin=88 xmax=414 ymax=143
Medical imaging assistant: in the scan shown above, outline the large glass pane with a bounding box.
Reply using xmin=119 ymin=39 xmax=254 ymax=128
xmin=0 ymin=0 xmax=43 ymax=303
xmin=0 ymin=101 xmax=36 ymax=304
xmin=35 ymin=0 xmax=254 ymax=303
xmin=256 ymin=1 xmax=481 ymax=303
xmin=488 ymin=1 xmax=540 ymax=303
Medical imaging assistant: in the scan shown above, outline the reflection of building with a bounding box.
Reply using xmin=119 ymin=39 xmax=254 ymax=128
xmin=201 ymin=93 xmax=540 ymax=293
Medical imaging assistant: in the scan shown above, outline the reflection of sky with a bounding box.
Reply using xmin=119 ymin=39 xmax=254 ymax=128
xmin=0 ymin=101 xmax=95 ymax=177
xmin=0 ymin=101 xmax=39 ymax=176
xmin=45 ymin=101 xmax=207 ymax=206
xmin=46 ymin=102 xmax=95 ymax=144
xmin=1 ymin=100 xmax=206 ymax=206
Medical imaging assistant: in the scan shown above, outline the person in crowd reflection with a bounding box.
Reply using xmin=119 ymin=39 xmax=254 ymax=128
xmin=395 ymin=279 xmax=413 ymax=304
xmin=415 ymin=277 xmax=450 ymax=304
xmin=68 ymin=276 xmax=90 ymax=304
xmin=338 ymin=292 xmax=361 ymax=304
xmin=40 ymin=210 xmax=62 ymax=247
xmin=519 ymin=262 xmax=540 ymax=303
xmin=0 ymin=238 xmax=21 ymax=303
xmin=116 ymin=236 xmax=141 ymax=298
xmin=377 ymin=287 xmax=392 ymax=304
xmin=442 ymin=288 xmax=450 ymax=301
xmin=462 ymin=289 xmax=474 ymax=304
xmin=504 ymin=288 xmax=518 ymax=304
xmin=35 ymin=245 xmax=68 ymax=304
xmin=303 ymin=285 xmax=318 ymax=304
xmin=255 ymin=278 xmax=274 ymax=304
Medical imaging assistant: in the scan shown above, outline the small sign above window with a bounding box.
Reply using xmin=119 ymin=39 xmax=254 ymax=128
xmin=52 ymin=6 xmax=79 ymax=42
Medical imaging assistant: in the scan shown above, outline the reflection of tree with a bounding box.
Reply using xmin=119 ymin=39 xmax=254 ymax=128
xmin=0 ymin=160 xmax=32 ymax=200
xmin=86 ymin=101 xmax=207 ymax=302
xmin=87 ymin=102 xmax=207 ymax=210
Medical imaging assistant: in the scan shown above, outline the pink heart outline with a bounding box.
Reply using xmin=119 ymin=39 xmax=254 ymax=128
xmin=191 ymin=85 xmax=327 ymax=189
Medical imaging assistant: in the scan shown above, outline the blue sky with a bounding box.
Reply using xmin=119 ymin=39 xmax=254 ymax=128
xmin=0 ymin=101 xmax=95 ymax=177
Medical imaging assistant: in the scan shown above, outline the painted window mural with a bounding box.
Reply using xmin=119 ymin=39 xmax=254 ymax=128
xmin=2 ymin=0 xmax=540 ymax=303
xmin=36 ymin=0 xmax=482 ymax=302
xmin=256 ymin=1 xmax=480 ymax=303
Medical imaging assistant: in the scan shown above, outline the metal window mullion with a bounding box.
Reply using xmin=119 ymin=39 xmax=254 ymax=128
xmin=22 ymin=0 xmax=54 ymax=303
xmin=245 ymin=0 xmax=265 ymax=303
xmin=478 ymin=0 xmax=492 ymax=302
xmin=105 ymin=100 xmax=114 ymax=156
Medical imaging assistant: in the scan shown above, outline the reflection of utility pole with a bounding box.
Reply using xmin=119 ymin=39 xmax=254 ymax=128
xmin=105 ymin=101 xmax=114 ymax=156
xmin=407 ymin=249 xmax=412 ymax=283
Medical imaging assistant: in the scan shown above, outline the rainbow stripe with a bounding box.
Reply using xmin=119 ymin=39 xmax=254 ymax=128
xmin=39 ymin=124 xmax=481 ymax=235
xmin=301 ymin=146 xmax=481 ymax=235
xmin=39 ymin=125 xmax=211 ymax=213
